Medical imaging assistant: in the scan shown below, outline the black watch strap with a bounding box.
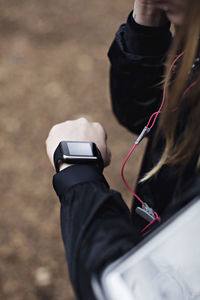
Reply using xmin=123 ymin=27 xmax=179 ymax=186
xmin=95 ymin=147 xmax=104 ymax=172
xmin=54 ymin=143 xmax=63 ymax=173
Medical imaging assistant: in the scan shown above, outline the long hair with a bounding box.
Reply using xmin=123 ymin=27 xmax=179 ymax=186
xmin=141 ymin=1 xmax=200 ymax=182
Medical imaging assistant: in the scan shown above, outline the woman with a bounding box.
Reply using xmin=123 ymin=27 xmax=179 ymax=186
xmin=46 ymin=0 xmax=200 ymax=299
xmin=109 ymin=0 xmax=200 ymax=229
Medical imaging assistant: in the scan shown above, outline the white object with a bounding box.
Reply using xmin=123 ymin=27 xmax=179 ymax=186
xmin=92 ymin=197 xmax=200 ymax=300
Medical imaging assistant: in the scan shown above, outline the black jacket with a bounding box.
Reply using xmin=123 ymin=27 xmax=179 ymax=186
xmin=53 ymin=12 xmax=200 ymax=300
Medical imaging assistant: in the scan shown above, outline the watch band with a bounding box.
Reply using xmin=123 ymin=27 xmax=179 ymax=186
xmin=54 ymin=142 xmax=64 ymax=173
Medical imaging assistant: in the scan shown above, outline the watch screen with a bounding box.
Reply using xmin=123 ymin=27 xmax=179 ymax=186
xmin=67 ymin=142 xmax=93 ymax=156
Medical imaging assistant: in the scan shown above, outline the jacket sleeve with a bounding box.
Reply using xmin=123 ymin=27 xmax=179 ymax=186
xmin=108 ymin=12 xmax=172 ymax=134
xmin=53 ymin=165 xmax=142 ymax=300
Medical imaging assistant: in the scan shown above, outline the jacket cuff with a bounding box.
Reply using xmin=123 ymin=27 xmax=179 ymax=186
xmin=53 ymin=165 xmax=109 ymax=197
xmin=124 ymin=11 xmax=171 ymax=56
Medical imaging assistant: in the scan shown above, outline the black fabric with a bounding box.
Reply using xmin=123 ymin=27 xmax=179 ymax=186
xmin=108 ymin=14 xmax=172 ymax=135
xmin=53 ymin=164 xmax=108 ymax=197
xmin=52 ymin=12 xmax=200 ymax=300
xmin=59 ymin=181 xmax=142 ymax=299
xmin=124 ymin=12 xmax=171 ymax=56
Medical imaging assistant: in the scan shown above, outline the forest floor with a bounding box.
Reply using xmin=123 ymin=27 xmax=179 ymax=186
xmin=0 ymin=0 xmax=145 ymax=299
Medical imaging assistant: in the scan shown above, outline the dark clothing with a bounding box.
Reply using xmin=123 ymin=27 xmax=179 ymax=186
xmin=53 ymin=12 xmax=200 ymax=300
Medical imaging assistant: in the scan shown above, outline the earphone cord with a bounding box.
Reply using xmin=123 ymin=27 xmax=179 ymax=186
xmin=121 ymin=51 xmax=200 ymax=233
xmin=146 ymin=51 xmax=185 ymax=129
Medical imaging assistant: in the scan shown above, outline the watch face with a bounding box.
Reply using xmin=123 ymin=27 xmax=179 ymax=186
xmin=60 ymin=141 xmax=98 ymax=161
xmin=67 ymin=142 xmax=93 ymax=156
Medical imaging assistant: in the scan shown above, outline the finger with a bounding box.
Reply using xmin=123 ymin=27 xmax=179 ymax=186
xmin=94 ymin=122 xmax=108 ymax=140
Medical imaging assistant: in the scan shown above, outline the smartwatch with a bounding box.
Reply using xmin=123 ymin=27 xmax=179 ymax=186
xmin=53 ymin=141 xmax=104 ymax=173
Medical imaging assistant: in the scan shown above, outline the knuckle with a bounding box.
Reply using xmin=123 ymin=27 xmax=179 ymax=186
xmin=94 ymin=122 xmax=103 ymax=131
xmin=79 ymin=117 xmax=88 ymax=123
xmin=97 ymin=123 xmax=107 ymax=138
xmin=49 ymin=126 xmax=55 ymax=135
xmin=49 ymin=123 xmax=62 ymax=136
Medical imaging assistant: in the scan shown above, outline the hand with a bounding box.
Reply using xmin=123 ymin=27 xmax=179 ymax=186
xmin=153 ymin=0 xmax=188 ymax=26
xmin=133 ymin=0 xmax=168 ymax=26
xmin=134 ymin=0 xmax=187 ymax=27
xmin=46 ymin=118 xmax=111 ymax=170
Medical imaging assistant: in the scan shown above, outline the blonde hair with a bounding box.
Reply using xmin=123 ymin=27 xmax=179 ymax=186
xmin=141 ymin=1 xmax=200 ymax=182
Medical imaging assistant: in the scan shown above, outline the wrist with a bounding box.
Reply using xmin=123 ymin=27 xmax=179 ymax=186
xmin=133 ymin=2 xmax=168 ymax=27
xmin=53 ymin=141 xmax=104 ymax=173
xmin=59 ymin=163 xmax=73 ymax=172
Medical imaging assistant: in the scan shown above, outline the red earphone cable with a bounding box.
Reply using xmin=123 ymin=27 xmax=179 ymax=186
xmin=120 ymin=51 xmax=200 ymax=233
xmin=146 ymin=51 xmax=185 ymax=129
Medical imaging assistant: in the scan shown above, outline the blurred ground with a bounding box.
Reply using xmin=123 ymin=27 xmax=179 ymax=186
xmin=0 ymin=0 xmax=146 ymax=299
